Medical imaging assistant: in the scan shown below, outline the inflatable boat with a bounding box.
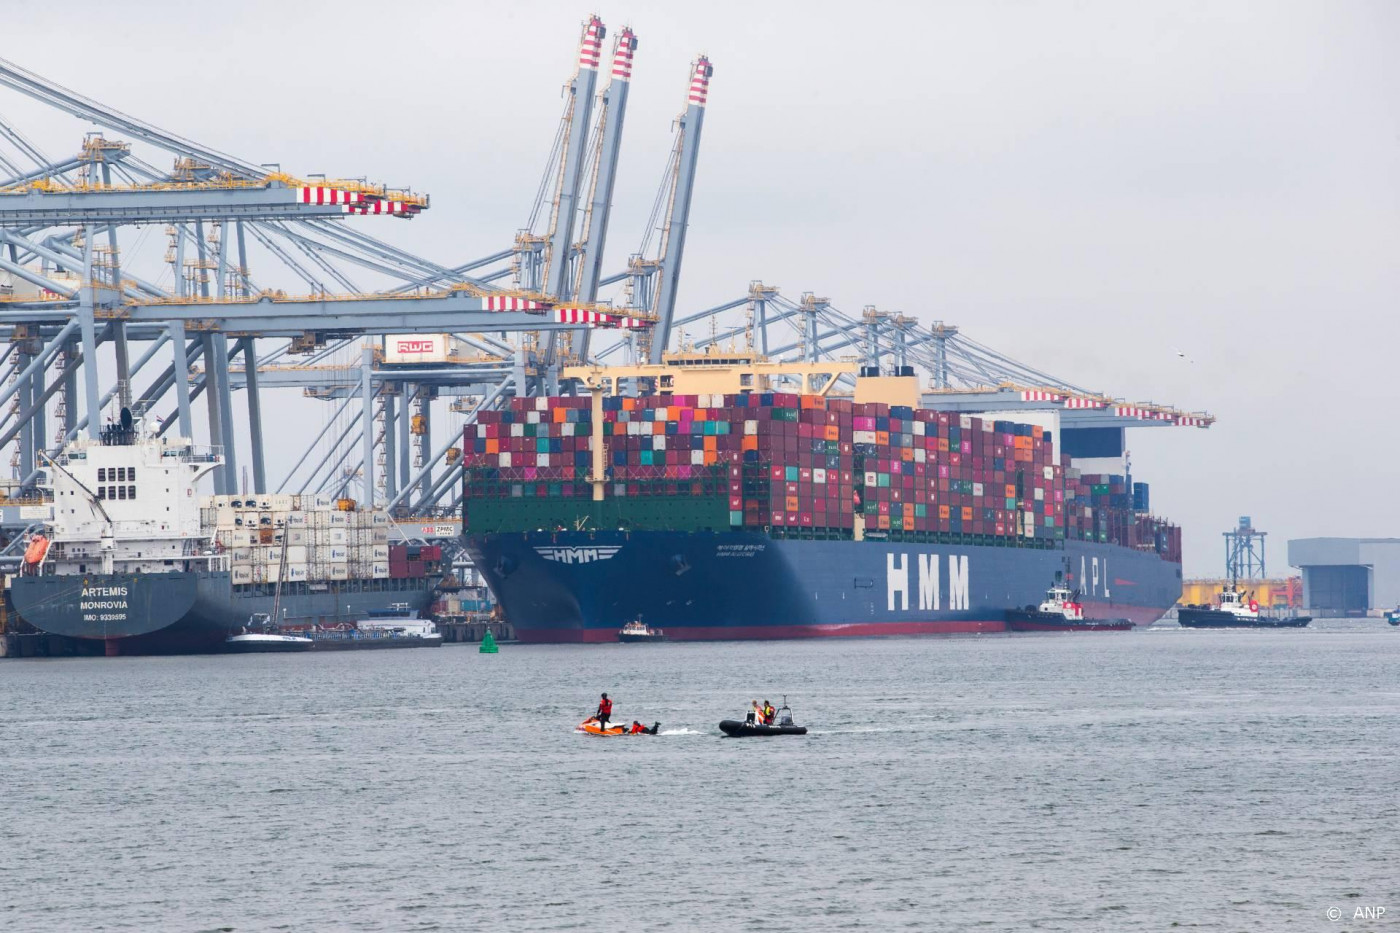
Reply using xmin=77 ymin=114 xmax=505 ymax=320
xmin=719 ymin=698 xmax=806 ymax=736
xmin=719 ymin=720 xmax=807 ymax=737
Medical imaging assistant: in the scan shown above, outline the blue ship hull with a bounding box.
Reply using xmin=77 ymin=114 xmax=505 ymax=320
xmin=9 ymin=571 xmax=434 ymax=655
xmin=466 ymin=531 xmax=1181 ymax=642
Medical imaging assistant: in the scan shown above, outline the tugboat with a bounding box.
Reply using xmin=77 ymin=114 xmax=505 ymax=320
xmin=617 ymin=618 xmax=667 ymax=643
xmin=719 ymin=697 xmax=808 ymax=737
xmin=1385 ymin=607 xmax=1399 ymax=626
xmin=1005 ymin=581 xmax=1132 ymax=632
xmin=1177 ymin=584 xmax=1312 ymax=628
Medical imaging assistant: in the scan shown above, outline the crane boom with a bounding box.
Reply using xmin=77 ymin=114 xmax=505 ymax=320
xmin=575 ymin=26 xmax=638 ymax=361
xmin=543 ymin=15 xmax=604 ymax=302
xmin=647 ymin=56 xmax=712 ymax=364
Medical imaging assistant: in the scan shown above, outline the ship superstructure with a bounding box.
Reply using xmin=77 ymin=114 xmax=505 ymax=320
xmin=10 ymin=418 xmax=439 ymax=655
xmin=38 ymin=420 xmax=224 ymax=577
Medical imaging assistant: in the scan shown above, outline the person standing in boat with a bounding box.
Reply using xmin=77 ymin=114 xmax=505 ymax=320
xmin=595 ymin=693 xmax=613 ymax=731
xmin=762 ymin=700 xmax=776 ymax=725
xmin=747 ymin=700 xmax=761 ymax=725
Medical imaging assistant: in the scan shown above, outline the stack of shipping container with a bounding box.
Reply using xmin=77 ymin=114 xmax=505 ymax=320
xmin=202 ymin=496 xmax=429 ymax=583
xmin=463 ymin=393 xmax=1180 ymax=562
xmin=388 ymin=543 xmax=441 ymax=579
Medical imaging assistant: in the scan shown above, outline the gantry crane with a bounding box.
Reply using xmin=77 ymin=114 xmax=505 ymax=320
xmin=0 ymin=15 xmax=1210 ymax=550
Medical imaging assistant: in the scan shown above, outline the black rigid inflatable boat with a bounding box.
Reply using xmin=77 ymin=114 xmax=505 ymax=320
xmin=719 ymin=698 xmax=806 ymax=736
xmin=719 ymin=720 xmax=807 ymax=737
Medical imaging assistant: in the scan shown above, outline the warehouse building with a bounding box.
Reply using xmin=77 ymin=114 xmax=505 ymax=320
xmin=1287 ymin=538 xmax=1400 ymax=615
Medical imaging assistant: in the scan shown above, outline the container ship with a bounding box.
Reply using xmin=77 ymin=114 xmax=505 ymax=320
xmin=8 ymin=418 xmax=438 ymax=656
xmin=463 ymin=360 xmax=1183 ymax=642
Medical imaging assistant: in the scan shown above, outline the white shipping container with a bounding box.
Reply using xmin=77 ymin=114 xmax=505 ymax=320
xmin=328 ymin=563 xmax=350 ymax=581
xmin=370 ymin=512 xmax=389 ymax=526
xmin=319 ymin=546 xmax=350 ymax=562
xmin=285 ymin=566 xmax=309 ymax=583
xmin=286 ymin=512 xmax=308 ymax=527
xmin=371 ymin=563 xmax=390 ymax=579
xmin=371 ymin=528 xmax=389 ymax=544
xmin=230 ymin=548 xmax=252 ymax=565
xmin=284 ymin=545 xmax=308 ymax=564
xmin=327 ymin=511 xmax=348 ymax=527
xmin=286 ymin=528 xmax=307 ymax=546
xmin=231 ymin=567 xmax=253 ymax=585
xmin=371 ymin=545 xmax=390 ymax=562
xmin=327 ymin=528 xmax=348 ymax=546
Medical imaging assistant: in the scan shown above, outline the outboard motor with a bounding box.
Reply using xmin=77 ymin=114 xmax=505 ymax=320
xmin=777 ymin=695 xmax=794 ymax=727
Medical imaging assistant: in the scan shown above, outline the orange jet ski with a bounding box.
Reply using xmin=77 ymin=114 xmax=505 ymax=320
xmin=576 ymin=717 xmax=659 ymax=736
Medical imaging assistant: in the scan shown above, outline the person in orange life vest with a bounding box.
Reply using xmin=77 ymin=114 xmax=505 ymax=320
xmin=595 ymin=693 xmax=613 ymax=731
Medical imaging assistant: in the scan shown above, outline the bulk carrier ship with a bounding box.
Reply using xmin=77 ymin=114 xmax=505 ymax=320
xmin=9 ymin=416 xmax=436 ymax=655
xmin=463 ymin=358 xmax=1183 ymax=642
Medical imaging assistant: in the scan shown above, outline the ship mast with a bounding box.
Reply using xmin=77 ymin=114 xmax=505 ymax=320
xmin=271 ymin=525 xmax=290 ymax=626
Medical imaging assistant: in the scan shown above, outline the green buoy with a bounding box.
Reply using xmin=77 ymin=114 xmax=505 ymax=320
xmin=479 ymin=630 xmax=499 ymax=654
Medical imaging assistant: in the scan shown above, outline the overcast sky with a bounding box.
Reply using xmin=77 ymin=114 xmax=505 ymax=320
xmin=5 ymin=0 xmax=1397 ymax=576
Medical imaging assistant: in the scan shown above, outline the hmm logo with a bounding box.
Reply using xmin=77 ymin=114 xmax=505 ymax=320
xmin=886 ymin=553 xmax=970 ymax=611
xmin=536 ymin=546 xmax=621 ymax=564
xmin=396 ymin=339 xmax=436 ymax=354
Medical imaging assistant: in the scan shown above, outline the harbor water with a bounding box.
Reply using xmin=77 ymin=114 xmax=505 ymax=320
xmin=1 ymin=620 xmax=1395 ymax=931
